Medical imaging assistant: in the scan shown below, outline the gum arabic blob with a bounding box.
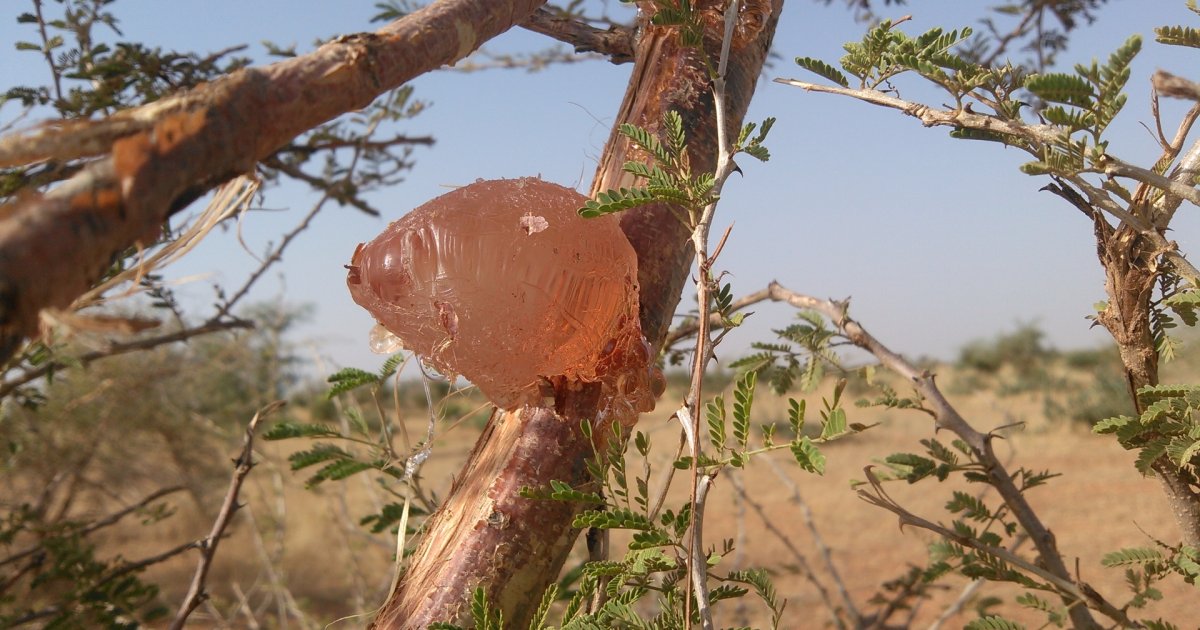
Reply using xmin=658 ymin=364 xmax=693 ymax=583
xmin=346 ymin=177 xmax=662 ymax=423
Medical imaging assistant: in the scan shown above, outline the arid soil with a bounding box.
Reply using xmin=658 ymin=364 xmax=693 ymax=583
xmin=99 ymin=369 xmax=1199 ymax=629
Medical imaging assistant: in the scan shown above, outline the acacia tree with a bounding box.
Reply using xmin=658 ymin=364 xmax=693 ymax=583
xmin=5 ymin=0 xmax=1199 ymax=628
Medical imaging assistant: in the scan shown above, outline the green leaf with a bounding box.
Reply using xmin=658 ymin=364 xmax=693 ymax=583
xmin=707 ymin=396 xmax=727 ymax=451
xmin=949 ymin=127 xmax=1023 ymax=145
xmin=733 ymin=372 xmax=756 ymax=450
xmin=884 ymin=452 xmax=937 ymax=482
xmin=1015 ymin=592 xmax=1066 ymax=627
xmin=378 ymin=353 xmax=405 ymax=379
xmin=629 ymin=529 xmax=671 ymax=549
xmin=522 ymin=479 xmax=604 ymax=503
xmin=1101 ymin=547 xmax=1164 ymax=567
xmin=263 ymin=421 xmax=342 ymax=441
xmin=741 ymin=144 xmax=770 ymax=162
xmin=360 ymin=502 xmax=424 ymax=534
xmin=573 ymin=507 xmax=653 ymax=530
xmin=326 ymin=367 xmax=380 ymax=398
xmin=14 ymin=41 xmax=42 ymax=52
xmin=946 ymin=491 xmax=992 ymax=521
xmin=820 ymin=407 xmax=847 ymax=440
xmin=794 ymin=56 xmax=850 ymax=87
xmin=529 ymin=584 xmax=557 ymax=630
xmin=1135 ymin=438 xmax=1170 ymax=476
xmin=790 ymin=436 xmax=826 ymax=474
xmin=1156 ymin=25 xmax=1200 ymax=48
xmin=470 ymin=586 xmax=503 ymax=630
xmin=964 ymin=615 xmax=1024 ymax=630
xmin=288 ymin=443 xmax=351 ymax=470
xmin=788 ymin=398 xmax=805 ymax=436
xmin=1025 ymin=72 xmax=1094 ymax=107
xmin=1173 ymin=545 xmax=1200 ymax=577
xmin=578 ymin=187 xmax=658 ymax=218
xmin=664 ymin=109 xmax=686 ymax=160
xmin=306 ymin=459 xmax=374 ymax=487
xmin=618 ymin=123 xmax=670 ymax=165
xmin=1093 ymin=415 xmax=1133 ymax=435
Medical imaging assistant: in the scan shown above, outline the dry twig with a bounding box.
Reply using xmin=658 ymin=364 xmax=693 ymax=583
xmin=764 ymin=281 xmax=1124 ymax=629
xmin=170 ymin=400 xmax=286 ymax=630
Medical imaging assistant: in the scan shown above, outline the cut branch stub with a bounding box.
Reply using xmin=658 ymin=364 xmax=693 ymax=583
xmin=347 ymin=177 xmax=662 ymax=422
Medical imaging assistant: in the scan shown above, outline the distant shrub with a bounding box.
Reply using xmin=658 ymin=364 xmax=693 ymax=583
xmin=957 ymin=323 xmax=1053 ymax=375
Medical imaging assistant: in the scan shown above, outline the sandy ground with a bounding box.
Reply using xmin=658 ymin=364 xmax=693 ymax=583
xmin=66 ymin=376 xmax=1200 ymax=627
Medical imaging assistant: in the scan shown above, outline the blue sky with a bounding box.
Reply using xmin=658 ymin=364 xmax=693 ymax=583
xmin=3 ymin=0 xmax=1199 ymax=374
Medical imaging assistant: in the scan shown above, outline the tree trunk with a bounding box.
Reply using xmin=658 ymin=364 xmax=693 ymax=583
xmin=1094 ymin=220 xmax=1200 ymax=547
xmin=370 ymin=2 xmax=783 ymax=628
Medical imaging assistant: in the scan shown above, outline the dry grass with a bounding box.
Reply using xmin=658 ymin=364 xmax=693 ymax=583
xmin=8 ymin=362 xmax=1200 ymax=628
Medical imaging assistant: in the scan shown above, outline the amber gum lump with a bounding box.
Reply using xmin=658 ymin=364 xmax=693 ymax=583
xmin=346 ymin=177 xmax=663 ymax=423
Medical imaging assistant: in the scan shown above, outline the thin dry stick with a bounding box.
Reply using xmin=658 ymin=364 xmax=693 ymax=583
xmin=725 ymin=471 xmax=845 ymax=630
xmin=170 ymin=400 xmax=286 ymax=630
xmin=764 ymin=282 xmax=1124 ymax=629
xmin=682 ymin=3 xmax=743 ymax=627
xmin=762 ymin=454 xmax=861 ymax=626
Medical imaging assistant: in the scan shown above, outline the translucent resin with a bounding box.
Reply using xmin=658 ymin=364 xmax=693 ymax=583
xmin=346 ymin=178 xmax=661 ymax=421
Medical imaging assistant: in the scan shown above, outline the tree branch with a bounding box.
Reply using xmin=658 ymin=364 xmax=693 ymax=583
xmin=0 ymin=0 xmax=549 ymax=363
xmin=764 ymin=281 xmax=1114 ymax=629
xmin=520 ymin=7 xmax=635 ymax=63
xmin=776 ymin=77 xmax=1200 ymax=288
xmin=170 ymin=400 xmax=285 ymax=630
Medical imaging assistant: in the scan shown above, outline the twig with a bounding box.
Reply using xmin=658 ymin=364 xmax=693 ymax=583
xmin=520 ymin=7 xmax=635 ymax=63
xmin=170 ymin=400 xmax=286 ymax=630
xmin=775 ymin=77 xmax=1200 ymax=288
xmin=762 ymin=455 xmax=861 ymax=626
xmin=726 ymin=470 xmax=845 ymax=629
xmin=764 ymin=282 xmax=1125 ymax=629
xmin=688 ymin=473 xmax=718 ymax=629
xmin=683 ymin=3 xmax=743 ymax=628
xmin=31 ymin=0 xmax=63 ymax=104
xmin=663 ymin=288 xmax=770 ymax=350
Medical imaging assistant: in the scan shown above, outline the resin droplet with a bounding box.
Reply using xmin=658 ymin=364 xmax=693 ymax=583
xmin=347 ymin=177 xmax=658 ymax=419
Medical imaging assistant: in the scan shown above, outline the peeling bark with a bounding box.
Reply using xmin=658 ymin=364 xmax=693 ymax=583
xmin=371 ymin=2 xmax=782 ymax=627
xmin=1094 ymin=220 xmax=1200 ymax=547
xmin=0 ymin=0 xmax=548 ymax=361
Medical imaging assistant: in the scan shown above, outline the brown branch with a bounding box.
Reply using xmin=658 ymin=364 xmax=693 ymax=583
xmin=726 ymin=469 xmax=847 ymax=629
xmin=857 ymin=469 xmax=1132 ymax=627
xmin=1154 ymin=69 xmax=1200 ymax=102
xmin=520 ymin=7 xmax=635 ymax=63
xmin=764 ymin=282 xmax=1115 ymax=630
xmin=663 ymin=287 xmax=770 ymax=349
xmin=170 ymin=400 xmax=285 ymax=630
xmin=0 ymin=0 xmax=550 ymax=363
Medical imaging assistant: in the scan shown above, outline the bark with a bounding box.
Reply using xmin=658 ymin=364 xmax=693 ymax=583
xmin=0 ymin=0 xmax=547 ymax=362
xmin=1093 ymin=219 xmax=1200 ymax=547
xmin=371 ymin=2 xmax=782 ymax=628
